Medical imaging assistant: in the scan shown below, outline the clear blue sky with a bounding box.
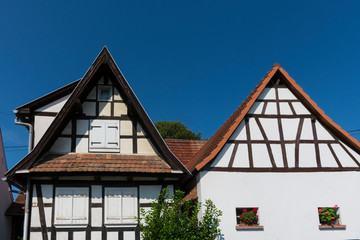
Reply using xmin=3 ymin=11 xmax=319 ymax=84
xmin=1 ymin=0 xmax=360 ymax=170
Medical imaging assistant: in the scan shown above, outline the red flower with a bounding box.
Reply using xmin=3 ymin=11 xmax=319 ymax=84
xmin=244 ymin=219 xmax=247 ymax=222
xmin=256 ymin=216 xmax=258 ymax=218
xmin=334 ymin=205 xmax=338 ymax=208
xmin=253 ymin=208 xmax=258 ymax=213
xmin=247 ymin=211 xmax=250 ymax=214
xmin=250 ymin=220 xmax=253 ymax=223
xmin=331 ymin=217 xmax=335 ymax=219
xmin=242 ymin=209 xmax=246 ymax=212
xmin=240 ymin=215 xmax=244 ymax=218
xmin=318 ymin=209 xmax=323 ymax=213
xmin=325 ymin=212 xmax=328 ymax=214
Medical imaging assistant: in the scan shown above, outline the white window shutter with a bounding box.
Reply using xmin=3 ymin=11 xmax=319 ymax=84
xmin=72 ymin=188 xmax=89 ymax=224
xmin=89 ymin=120 xmax=105 ymax=149
xmin=105 ymin=121 xmax=119 ymax=149
xmin=121 ymin=188 xmax=138 ymax=223
xmin=105 ymin=188 xmax=122 ymax=224
xmin=55 ymin=189 xmax=73 ymax=225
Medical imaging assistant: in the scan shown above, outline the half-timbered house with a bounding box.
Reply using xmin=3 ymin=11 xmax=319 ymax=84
xmin=186 ymin=64 xmax=360 ymax=240
xmin=5 ymin=48 xmax=189 ymax=240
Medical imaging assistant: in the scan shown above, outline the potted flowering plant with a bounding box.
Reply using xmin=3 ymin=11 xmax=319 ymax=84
xmin=318 ymin=205 xmax=339 ymax=225
xmin=238 ymin=208 xmax=259 ymax=225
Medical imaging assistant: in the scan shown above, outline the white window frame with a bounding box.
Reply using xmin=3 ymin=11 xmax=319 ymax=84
xmin=98 ymin=85 xmax=112 ymax=101
xmin=89 ymin=119 xmax=120 ymax=152
xmin=104 ymin=187 xmax=138 ymax=225
xmin=54 ymin=187 xmax=89 ymax=225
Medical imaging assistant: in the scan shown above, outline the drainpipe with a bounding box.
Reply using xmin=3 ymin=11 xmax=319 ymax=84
xmin=13 ymin=110 xmax=33 ymax=240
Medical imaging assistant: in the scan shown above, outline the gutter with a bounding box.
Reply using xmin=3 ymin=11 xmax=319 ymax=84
xmin=14 ymin=110 xmax=33 ymax=153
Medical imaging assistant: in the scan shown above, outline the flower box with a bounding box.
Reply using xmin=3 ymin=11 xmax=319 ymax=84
xmin=235 ymin=207 xmax=263 ymax=230
xmin=318 ymin=205 xmax=345 ymax=230
xmin=235 ymin=224 xmax=264 ymax=230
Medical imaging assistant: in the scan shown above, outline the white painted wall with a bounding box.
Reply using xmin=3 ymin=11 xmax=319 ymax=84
xmin=36 ymin=95 xmax=70 ymax=112
xmin=199 ymin=171 xmax=360 ymax=240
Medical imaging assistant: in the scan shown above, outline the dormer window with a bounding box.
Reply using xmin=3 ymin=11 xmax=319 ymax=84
xmin=89 ymin=120 xmax=120 ymax=152
xmin=98 ymin=86 xmax=112 ymax=101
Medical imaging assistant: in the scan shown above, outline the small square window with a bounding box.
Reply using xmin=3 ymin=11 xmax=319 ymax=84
xmin=318 ymin=205 xmax=346 ymax=229
xmin=98 ymin=86 xmax=112 ymax=101
xmin=235 ymin=207 xmax=263 ymax=230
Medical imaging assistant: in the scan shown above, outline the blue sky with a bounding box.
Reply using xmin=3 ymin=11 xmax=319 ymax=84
xmin=1 ymin=0 xmax=360 ymax=170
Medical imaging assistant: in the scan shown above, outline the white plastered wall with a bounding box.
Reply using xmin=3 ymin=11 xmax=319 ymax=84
xmin=199 ymin=171 xmax=360 ymax=240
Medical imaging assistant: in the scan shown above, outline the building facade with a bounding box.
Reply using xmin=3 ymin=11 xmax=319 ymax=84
xmin=186 ymin=64 xmax=360 ymax=240
xmin=6 ymin=48 xmax=189 ymax=240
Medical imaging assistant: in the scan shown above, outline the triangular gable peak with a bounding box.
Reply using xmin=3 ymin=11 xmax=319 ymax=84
xmin=188 ymin=64 xmax=360 ymax=172
xmin=7 ymin=47 xmax=188 ymax=181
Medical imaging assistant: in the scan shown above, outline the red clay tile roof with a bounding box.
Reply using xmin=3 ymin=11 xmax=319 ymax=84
xmin=6 ymin=194 xmax=25 ymax=216
xmin=187 ymin=64 xmax=360 ymax=172
xmin=31 ymin=153 xmax=171 ymax=173
xmin=164 ymin=139 xmax=207 ymax=165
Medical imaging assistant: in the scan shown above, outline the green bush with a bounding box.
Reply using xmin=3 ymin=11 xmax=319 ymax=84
xmin=139 ymin=188 xmax=222 ymax=240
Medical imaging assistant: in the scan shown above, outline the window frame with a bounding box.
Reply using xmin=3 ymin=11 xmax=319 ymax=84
xmin=54 ymin=187 xmax=89 ymax=226
xmin=104 ymin=187 xmax=138 ymax=225
xmin=98 ymin=85 xmax=112 ymax=101
xmin=89 ymin=119 xmax=120 ymax=152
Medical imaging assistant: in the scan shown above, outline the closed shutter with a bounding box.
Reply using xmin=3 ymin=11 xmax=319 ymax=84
xmin=105 ymin=121 xmax=119 ymax=149
xmin=55 ymin=188 xmax=73 ymax=225
xmin=105 ymin=187 xmax=137 ymax=224
xmin=55 ymin=187 xmax=89 ymax=225
xmin=72 ymin=188 xmax=89 ymax=224
xmin=121 ymin=189 xmax=137 ymax=223
xmin=89 ymin=120 xmax=105 ymax=149
xmin=105 ymin=188 xmax=122 ymax=224
xmin=89 ymin=120 xmax=120 ymax=152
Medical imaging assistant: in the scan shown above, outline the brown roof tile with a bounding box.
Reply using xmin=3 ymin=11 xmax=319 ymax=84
xmin=30 ymin=153 xmax=172 ymax=173
xmin=164 ymin=139 xmax=207 ymax=165
xmin=6 ymin=194 xmax=25 ymax=216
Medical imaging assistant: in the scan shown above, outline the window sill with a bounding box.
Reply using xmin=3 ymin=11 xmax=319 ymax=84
xmin=319 ymin=224 xmax=346 ymax=230
xmin=235 ymin=224 xmax=264 ymax=230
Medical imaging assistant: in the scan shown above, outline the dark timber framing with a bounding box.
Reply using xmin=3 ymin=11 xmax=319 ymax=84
xmin=206 ymin=77 xmax=360 ymax=172
xmin=29 ymin=181 xmax=177 ymax=240
xmin=7 ymin=47 xmax=190 ymax=185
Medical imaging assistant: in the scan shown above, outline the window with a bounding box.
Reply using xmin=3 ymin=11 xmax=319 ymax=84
xmin=89 ymin=120 xmax=120 ymax=152
xmin=54 ymin=187 xmax=89 ymax=225
xmin=98 ymin=86 xmax=112 ymax=101
xmin=235 ymin=207 xmax=263 ymax=230
xmin=318 ymin=205 xmax=346 ymax=229
xmin=105 ymin=187 xmax=138 ymax=224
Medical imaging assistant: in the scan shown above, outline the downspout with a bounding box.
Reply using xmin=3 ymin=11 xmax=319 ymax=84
xmin=13 ymin=110 xmax=33 ymax=240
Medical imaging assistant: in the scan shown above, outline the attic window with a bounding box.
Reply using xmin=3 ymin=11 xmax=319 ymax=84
xmin=98 ymin=86 xmax=112 ymax=101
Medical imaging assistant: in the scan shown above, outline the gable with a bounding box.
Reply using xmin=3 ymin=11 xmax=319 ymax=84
xmin=188 ymin=64 xmax=360 ymax=172
xmin=7 ymin=47 xmax=188 ymax=182
xmin=48 ymin=72 xmax=158 ymax=156
xmin=210 ymin=78 xmax=360 ymax=170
